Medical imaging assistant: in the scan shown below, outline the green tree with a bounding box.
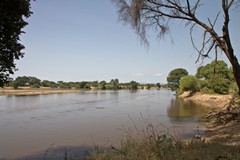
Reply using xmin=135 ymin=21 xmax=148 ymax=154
xmin=167 ymin=68 xmax=188 ymax=90
xmin=41 ymin=80 xmax=51 ymax=87
xmin=208 ymin=75 xmax=230 ymax=94
xmin=179 ymin=76 xmax=200 ymax=94
xmin=57 ymin=81 xmax=70 ymax=89
xmin=112 ymin=0 xmax=240 ymax=94
xmin=110 ymin=79 xmax=119 ymax=90
xmin=29 ymin=76 xmax=41 ymax=87
xmin=98 ymin=80 xmax=107 ymax=90
xmin=49 ymin=81 xmax=58 ymax=88
xmin=0 ymin=0 xmax=32 ymax=87
xmin=156 ymin=83 xmax=161 ymax=89
xmin=78 ymin=81 xmax=88 ymax=89
xmin=129 ymin=80 xmax=139 ymax=90
xmin=42 ymin=80 xmax=58 ymax=88
xmin=89 ymin=81 xmax=98 ymax=89
xmin=196 ymin=60 xmax=232 ymax=94
xmin=196 ymin=60 xmax=231 ymax=80
xmin=14 ymin=76 xmax=30 ymax=86
xmin=13 ymin=81 xmax=20 ymax=89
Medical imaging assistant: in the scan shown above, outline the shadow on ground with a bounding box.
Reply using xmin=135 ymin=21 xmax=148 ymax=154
xmin=205 ymin=122 xmax=240 ymax=145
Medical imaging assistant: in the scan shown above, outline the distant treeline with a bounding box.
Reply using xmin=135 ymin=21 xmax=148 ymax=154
xmin=5 ymin=77 xmax=163 ymax=90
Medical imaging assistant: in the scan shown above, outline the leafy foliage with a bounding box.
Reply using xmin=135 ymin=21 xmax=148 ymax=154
xmin=208 ymin=75 xmax=230 ymax=94
xmin=110 ymin=79 xmax=119 ymax=90
xmin=129 ymin=80 xmax=139 ymax=90
xmin=156 ymin=83 xmax=161 ymax=88
xmin=13 ymin=76 xmax=41 ymax=88
xmin=179 ymin=76 xmax=200 ymax=93
xmin=167 ymin=68 xmax=188 ymax=90
xmin=196 ymin=61 xmax=233 ymax=94
xmin=0 ymin=0 xmax=32 ymax=87
xmin=196 ymin=60 xmax=231 ymax=80
xmin=9 ymin=76 xmax=159 ymax=91
xmin=169 ymin=61 xmax=235 ymax=94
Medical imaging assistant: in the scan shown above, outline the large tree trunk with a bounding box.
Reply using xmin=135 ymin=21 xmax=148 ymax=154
xmin=222 ymin=30 xmax=240 ymax=95
xmin=221 ymin=0 xmax=240 ymax=95
xmin=221 ymin=38 xmax=240 ymax=95
xmin=229 ymin=55 xmax=240 ymax=95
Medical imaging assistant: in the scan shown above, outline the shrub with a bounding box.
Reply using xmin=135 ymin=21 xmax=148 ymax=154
xmin=208 ymin=76 xmax=230 ymax=94
xmin=13 ymin=81 xmax=19 ymax=89
xmin=200 ymin=86 xmax=214 ymax=94
xmin=32 ymin=84 xmax=40 ymax=88
xmin=179 ymin=76 xmax=200 ymax=93
xmin=199 ymin=79 xmax=208 ymax=89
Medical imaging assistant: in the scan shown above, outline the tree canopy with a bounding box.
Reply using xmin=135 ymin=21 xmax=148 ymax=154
xmin=179 ymin=75 xmax=200 ymax=93
xmin=196 ymin=60 xmax=231 ymax=80
xmin=112 ymin=0 xmax=240 ymax=94
xmin=0 ymin=0 xmax=32 ymax=87
xmin=173 ymin=60 xmax=235 ymax=94
xmin=167 ymin=68 xmax=188 ymax=90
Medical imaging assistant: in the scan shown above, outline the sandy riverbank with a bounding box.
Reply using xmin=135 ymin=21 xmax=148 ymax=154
xmin=179 ymin=92 xmax=240 ymax=145
xmin=179 ymin=91 xmax=232 ymax=109
xmin=0 ymin=88 xmax=85 ymax=96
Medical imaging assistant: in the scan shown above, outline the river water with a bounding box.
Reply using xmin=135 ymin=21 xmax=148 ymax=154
xmin=0 ymin=89 xmax=208 ymax=159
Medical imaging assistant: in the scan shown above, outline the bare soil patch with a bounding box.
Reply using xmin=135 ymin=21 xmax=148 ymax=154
xmin=179 ymin=92 xmax=232 ymax=109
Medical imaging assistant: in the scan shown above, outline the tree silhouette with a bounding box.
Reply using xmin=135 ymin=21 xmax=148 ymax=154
xmin=0 ymin=0 xmax=32 ymax=87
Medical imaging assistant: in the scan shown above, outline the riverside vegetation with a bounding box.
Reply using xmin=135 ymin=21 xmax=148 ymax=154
xmin=3 ymin=77 xmax=161 ymax=91
xmin=0 ymin=76 xmax=164 ymax=96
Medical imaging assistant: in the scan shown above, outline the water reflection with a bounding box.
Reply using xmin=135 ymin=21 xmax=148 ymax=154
xmin=167 ymin=97 xmax=208 ymax=122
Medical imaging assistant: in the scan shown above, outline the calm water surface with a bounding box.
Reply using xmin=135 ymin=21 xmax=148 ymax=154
xmin=0 ymin=89 xmax=208 ymax=159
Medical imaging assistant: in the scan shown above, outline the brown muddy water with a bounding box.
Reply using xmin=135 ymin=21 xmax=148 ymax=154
xmin=0 ymin=89 xmax=208 ymax=159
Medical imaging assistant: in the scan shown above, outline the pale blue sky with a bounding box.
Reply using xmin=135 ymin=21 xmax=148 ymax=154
xmin=16 ymin=0 xmax=240 ymax=83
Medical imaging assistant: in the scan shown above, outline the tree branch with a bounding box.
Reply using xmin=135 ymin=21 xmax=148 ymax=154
xmin=228 ymin=0 xmax=235 ymax=9
xmin=192 ymin=0 xmax=201 ymax=15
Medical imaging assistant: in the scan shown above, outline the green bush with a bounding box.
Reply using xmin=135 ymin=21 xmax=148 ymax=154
xmin=179 ymin=76 xmax=200 ymax=93
xmin=199 ymin=79 xmax=208 ymax=89
xmin=13 ymin=81 xmax=19 ymax=89
xmin=227 ymin=81 xmax=238 ymax=94
xmin=32 ymin=84 xmax=40 ymax=88
xmin=208 ymin=76 xmax=230 ymax=94
xmin=200 ymin=86 xmax=214 ymax=94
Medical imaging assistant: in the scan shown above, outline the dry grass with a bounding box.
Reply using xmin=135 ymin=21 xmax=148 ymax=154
xmin=40 ymin=118 xmax=240 ymax=160
xmin=79 ymin=117 xmax=240 ymax=160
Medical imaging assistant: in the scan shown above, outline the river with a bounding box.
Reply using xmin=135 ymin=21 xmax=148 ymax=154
xmin=0 ymin=89 xmax=208 ymax=159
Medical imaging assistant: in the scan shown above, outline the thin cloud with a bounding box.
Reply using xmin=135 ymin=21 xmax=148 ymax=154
xmin=102 ymin=74 xmax=110 ymax=78
xmin=153 ymin=73 xmax=163 ymax=76
xmin=131 ymin=73 xmax=144 ymax=76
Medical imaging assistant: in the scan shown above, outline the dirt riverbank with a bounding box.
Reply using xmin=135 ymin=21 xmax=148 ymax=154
xmin=179 ymin=92 xmax=240 ymax=145
xmin=179 ymin=91 xmax=232 ymax=109
xmin=0 ymin=88 xmax=85 ymax=96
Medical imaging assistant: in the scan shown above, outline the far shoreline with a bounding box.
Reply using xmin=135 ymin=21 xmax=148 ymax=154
xmin=0 ymin=87 xmax=86 ymax=96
